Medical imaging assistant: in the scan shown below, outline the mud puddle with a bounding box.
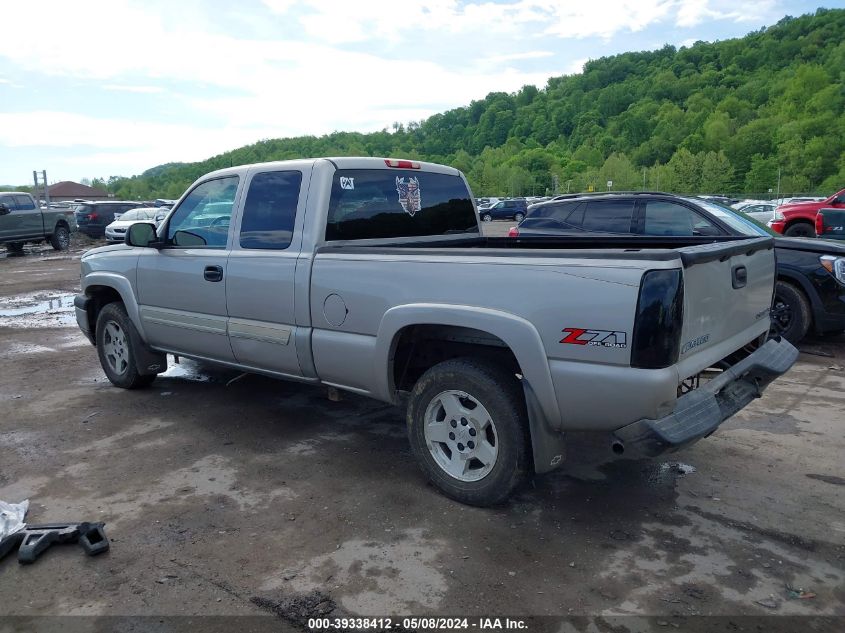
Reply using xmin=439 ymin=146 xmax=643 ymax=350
xmin=0 ymin=291 xmax=77 ymax=328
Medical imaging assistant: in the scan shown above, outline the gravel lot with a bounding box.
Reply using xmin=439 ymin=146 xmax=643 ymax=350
xmin=1 ymin=231 xmax=843 ymax=628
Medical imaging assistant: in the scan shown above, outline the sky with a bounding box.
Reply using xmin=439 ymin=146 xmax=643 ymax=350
xmin=0 ymin=0 xmax=840 ymax=186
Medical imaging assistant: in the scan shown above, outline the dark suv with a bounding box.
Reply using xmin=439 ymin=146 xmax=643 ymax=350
xmin=74 ymin=201 xmax=140 ymax=238
xmin=510 ymin=192 xmax=845 ymax=344
xmin=478 ymin=198 xmax=527 ymax=222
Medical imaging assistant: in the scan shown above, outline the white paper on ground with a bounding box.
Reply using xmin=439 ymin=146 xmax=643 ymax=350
xmin=0 ymin=499 xmax=29 ymax=539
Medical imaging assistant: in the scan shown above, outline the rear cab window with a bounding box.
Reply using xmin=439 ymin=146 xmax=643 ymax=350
xmin=239 ymin=170 xmax=302 ymax=250
xmin=326 ymin=169 xmax=477 ymax=241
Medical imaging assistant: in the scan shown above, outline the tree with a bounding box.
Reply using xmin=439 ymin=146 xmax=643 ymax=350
xmin=700 ymin=151 xmax=735 ymax=193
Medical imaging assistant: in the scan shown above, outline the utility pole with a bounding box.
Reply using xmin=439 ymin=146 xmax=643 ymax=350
xmin=642 ymin=167 xmax=647 ymax=191
xmin=775 ymin=166 xmax=781 ymax=203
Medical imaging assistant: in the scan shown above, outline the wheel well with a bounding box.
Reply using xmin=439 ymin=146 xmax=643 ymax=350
xmin=390 ymin=324 xmax=522 ymax=394
xmin=785 ymin=219 xmax=814 ymax=229
xmin=84 ymin=286 xmax=123 ymax=335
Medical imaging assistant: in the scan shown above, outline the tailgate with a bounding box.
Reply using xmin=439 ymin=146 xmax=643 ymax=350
xmin=675 ymin=238 xmax=774 ymax=377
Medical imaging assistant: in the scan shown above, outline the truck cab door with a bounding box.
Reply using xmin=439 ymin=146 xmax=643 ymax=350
xmin=13 ymin=195 xmax=43 ymax=238
xmin=225 ymin=166 xmax=312 ymax=378
xmin=0 ymin=194 xmax=14 ymax=241
xmin=135 ymin=175 xmax=241 ymax=362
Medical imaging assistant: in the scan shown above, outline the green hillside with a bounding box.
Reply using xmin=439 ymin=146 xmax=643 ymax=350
xmin=107 ymin=8 xmax=845 ymax=200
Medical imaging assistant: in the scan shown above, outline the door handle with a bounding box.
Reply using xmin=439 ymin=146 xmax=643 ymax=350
xmin=204 ymin=265 xmax=224 ymax=282
xmin=731 ymin=265 xmax=747 ymax=289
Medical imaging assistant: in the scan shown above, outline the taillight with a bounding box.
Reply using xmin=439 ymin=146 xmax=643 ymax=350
xmin=508 ymin=226 xmax=519 ymax=237
xmin=816 ymin=212 xmax=824 ymax=235
xmin=88 ymin=213 xmax=98 ymax=220
xmin=384 ymin=159 xmax=420 ymax=169
xmin=630 ymin=269 xmax=684 ymax=369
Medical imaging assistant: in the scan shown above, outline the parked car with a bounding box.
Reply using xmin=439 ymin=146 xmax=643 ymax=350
xmin=73 ymin=157 xmax=795 ymax=506
xmin=104 ymin=208 xmax=160 ymax=243
xmin=733 ymin=201 xmax=777 ymax=223
xmin=769 ymin=188 xmax=845 ymax=237
xmin=478 ymin=198 xmax=528 ymax=222
xmin=510 ymin=192 xmax=845 ymax=343
xmin=817 ymin=208 xmax=845 ymax=241
xmin=75 ymin=201 xmax=144 ymax=238
xmin=0 ymin=191 xmax=77 ymax=252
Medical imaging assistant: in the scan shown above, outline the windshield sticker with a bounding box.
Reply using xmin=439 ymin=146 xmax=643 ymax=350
xmin=396 ymin=177 xmax=422 ymax=216
xmin=340 ymin=177 xmax=355 ymax=190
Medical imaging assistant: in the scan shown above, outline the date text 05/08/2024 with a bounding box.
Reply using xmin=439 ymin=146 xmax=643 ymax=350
xmin=308 ymin=617 xmax=528 ymax=630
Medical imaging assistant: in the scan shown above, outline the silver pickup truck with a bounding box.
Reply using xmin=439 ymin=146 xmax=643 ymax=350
xmin=0 ymin=192 xmax=76 ymax=252
xmin=74 ymin=158 xmax=797 ymax=505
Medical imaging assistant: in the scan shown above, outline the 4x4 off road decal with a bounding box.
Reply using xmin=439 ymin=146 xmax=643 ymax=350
xmin=396 ymin=176 xmax=422 ymax=216
xmin=560 ymin=328 xmax=627 ymax=349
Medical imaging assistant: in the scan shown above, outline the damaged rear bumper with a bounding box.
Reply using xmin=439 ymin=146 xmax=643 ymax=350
xmin=612 ymin=337 xmax=798 ymax=457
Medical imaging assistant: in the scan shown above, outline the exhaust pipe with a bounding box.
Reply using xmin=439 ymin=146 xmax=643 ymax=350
xmin=611 ymin=440 xmax=625 ymax=455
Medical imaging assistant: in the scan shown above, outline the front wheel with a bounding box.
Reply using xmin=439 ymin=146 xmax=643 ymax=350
xmin=771 ymin=281 xmax=811 ymax=344
xmin=406 ymin=358 xmax=530 ymax=506
xmin=50 ymin=225 xmax=70 ymax=250
xmin=481 ymin=213 xmax=492 ymax=222
xmin=96 ymin=302 xmax=156 ymax=389
xmin=784 ymin=222 xmax=815 ymax=238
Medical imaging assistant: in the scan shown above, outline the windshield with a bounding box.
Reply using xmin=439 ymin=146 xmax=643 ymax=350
xmin=120 ymin=208 xmax=155 ymax=221
xmin=685 ymin=198 xmax=774 ymax=237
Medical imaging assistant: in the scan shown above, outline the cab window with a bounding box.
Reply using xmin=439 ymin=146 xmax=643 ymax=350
xmin=166 ymin=176 xmax=239 ymax=248
xmin=239 ymin=171 xmax=302 ymax=250
xmin=643 ymin=201 xmax=721 ymax=236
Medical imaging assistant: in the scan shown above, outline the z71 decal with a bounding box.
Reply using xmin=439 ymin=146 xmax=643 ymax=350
xmin=560 ymin=328 xmax=627 ymax=349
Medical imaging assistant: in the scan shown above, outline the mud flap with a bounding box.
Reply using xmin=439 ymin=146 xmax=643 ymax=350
xmin=522 ymin=380 xmax=566 ymax=474
xmin=123 ymin=311 xmax=167 ymax=376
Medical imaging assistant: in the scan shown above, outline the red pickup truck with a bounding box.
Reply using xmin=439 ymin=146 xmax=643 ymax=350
xmin=769 ymin=188 xmax=845 ymax=237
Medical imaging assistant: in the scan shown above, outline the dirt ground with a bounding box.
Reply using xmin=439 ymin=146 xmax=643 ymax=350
xmin=1 ymin=233 xmax=843 ymax=630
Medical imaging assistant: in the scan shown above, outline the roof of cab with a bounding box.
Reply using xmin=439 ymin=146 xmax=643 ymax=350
xmin=197 ymin=157 xmax=462 ymax=181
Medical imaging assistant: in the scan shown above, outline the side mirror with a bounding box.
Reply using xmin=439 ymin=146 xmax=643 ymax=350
xmin=0 ymin=203 xmax=10 ymax=215
xmin=125 ymin=222 xmax=161 ymax=248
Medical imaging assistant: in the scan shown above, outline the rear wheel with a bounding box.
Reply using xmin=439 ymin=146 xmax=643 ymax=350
xmin=50 ymin=224 xmax=70 ymax=250
xmin=96 ymin=302 xmax=156 ymax=389
xmin=784 ymin=222 xmax=815 ymax=238
xmin=771 ymin=281 xmax=811 ymax=344
xmin=406 ymin=358 xmax=530 ymax=506
xmin=514 ymin=212 xmax=525 ymax=222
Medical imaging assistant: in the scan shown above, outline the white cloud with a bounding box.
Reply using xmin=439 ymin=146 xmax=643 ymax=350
xmin=482 ymin=51 xmax=554 ymax=64
xmin=0 ymin=0 xmax=790 ymax=181
xmin=103 ymin=84 xmax=164 ymax=94
xmin=675 ymin=0 xmax=779 ymax=27
xmin=564 ymin=57 xmax=589 ymax=75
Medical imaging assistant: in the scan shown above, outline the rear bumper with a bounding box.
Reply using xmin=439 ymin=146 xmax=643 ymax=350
xmin=612 ymin=337 xmax=798 ymax=457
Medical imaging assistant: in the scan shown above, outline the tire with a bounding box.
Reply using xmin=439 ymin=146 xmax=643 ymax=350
xmin=514 ymin=212 xmax=525 ymax=222
xmin=95 ymin=302 xmax=156 ymax=389
xmin=49 ymin=224 xmax=70 ymax=250
xmin=771 ymin=281 xmax=811 ymax=344
xmin=482 ymin=214 xmax=492 ymax=222
xmin=6 ymin=242 xmax=24 ymax=254
xmin=406 ymin=357 xmax=530 ymax=506
xmin=784 ymin=222 xmax=815 ymax=238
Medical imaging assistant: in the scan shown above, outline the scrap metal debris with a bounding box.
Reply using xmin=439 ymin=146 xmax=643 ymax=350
xmin=0 ymin=499 xmax=110 ymax=565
